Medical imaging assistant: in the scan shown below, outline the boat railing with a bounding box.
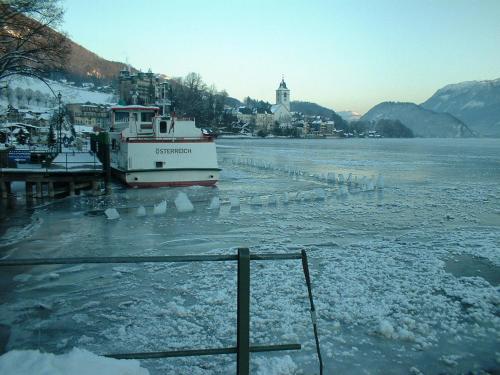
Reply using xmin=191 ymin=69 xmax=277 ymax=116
xmin=0 ymin=248 xmax=323 ymax=375
xmin=124 ymin=136 xmax=213 ymax=142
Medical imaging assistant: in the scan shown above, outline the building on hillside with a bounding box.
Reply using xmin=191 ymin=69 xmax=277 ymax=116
xmin=118 ymin=68 xmax=159 ymax=105
xmin=270 ymin=77 xmax=292 ymax=125
xmin=255 ymin=108 xmax=274 ymax=130
xmin=66 ymin=103 xmax=110 ymax=127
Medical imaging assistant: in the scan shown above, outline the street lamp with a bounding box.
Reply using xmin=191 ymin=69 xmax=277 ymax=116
xmin=57 ymin=91 xmax=62 ymax=153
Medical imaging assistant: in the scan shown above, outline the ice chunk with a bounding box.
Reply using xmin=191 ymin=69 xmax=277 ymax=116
xmin=366 ymin=179 xmax=375 ymax=191
xmin=208 ymin=196 xmax=220 ymax=210
xmin=174 ymin=192 xmax=194 ymax=213
xmin=136 ymin=205 xmax=146 ymax=217
xmin=313 ymin=188 xmax=326 ymax=200
xmin=338 ymin=186 xmax=348 ymax=197
xmin=267 ymin=195 xmax=277 ymax=206
xmin=346 ymin=173 xmax=352 ymax=185
xmin=378 ymin=320 xmax=395 ymax=338
xmin=250 ymin=196 xmax=263 ymax=206
xmin=104 ymin=208 xmax=120 ymax=220
xmin=229 ymin=196 xmax=240 ymax=208
xmin=283 ymin=192 xmax=289 ymax=204
xmin=327 ymin=172 xmax=336 ymax=184
xmin=376 ymin=174 xmax=384 ymax=189
xmin=153 ymin=200 xmax=167 ymax=215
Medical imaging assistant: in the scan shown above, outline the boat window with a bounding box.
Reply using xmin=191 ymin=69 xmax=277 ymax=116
xmin=115 ymin=111 xmax=129 ymax=122
xmin=160 ymin=121 xmax=167 ymax=133
xmin=133 ymin=113 xmax=138 ymax=122
xmin=140 ymin=124 xmax=153 ymax=130
xmin=111 ymin=138 xmax=117 ymax=150
xmin=141 ymin=112 xmax=154 ymax=122
xmin=156 ymin=161 xmax=163 ymax=168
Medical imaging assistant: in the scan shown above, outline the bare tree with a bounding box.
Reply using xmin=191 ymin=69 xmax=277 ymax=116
xmin=14 ymin=86 xmax=23 ymax=104
xmin=0 ymin=0 xmax=69 ymax=81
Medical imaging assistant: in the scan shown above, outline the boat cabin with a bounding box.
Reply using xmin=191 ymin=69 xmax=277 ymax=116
xmin=110 ymin=105 xmax=160 ymax=136
xmin=110 ymin=105 xmax=203 ymax=139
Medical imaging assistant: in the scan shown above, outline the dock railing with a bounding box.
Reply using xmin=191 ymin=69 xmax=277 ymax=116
xmin=0 ymin=248 xmax=323 ymax=375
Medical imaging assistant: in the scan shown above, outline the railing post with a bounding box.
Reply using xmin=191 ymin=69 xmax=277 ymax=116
xmin=237 ymin=247 xmax=250 ymax=375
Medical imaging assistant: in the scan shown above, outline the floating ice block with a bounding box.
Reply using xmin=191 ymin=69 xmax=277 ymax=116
xmin=136 ymin=206 xmax=146 ymax=217
xmin=175 ymin=192 xmax=194 ymax=213
xmin=376 ymin=174 xmax=384 ymax=189
xmin=229 ymin=196 xmax=240 ymax=208
xmin=104 ymin=208 xmax=120 ymax=220
xmin=208 ymin=196 xmax=220 ymax=210
xmin=267 ymin=195 xmax=277 ymax=206
xmin=153 ymin=200 xmax=167 ymax=215
xmin=283 ymin=192 xmax=289 ymax=204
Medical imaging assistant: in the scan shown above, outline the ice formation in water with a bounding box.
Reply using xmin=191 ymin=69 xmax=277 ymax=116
xmin=376 ymin=174 xmax=384 ymax=189
xmin=0 ymin=348 xmax=149 ymax=375
xmin=174 ymin=193 xmax=194 ymax=213
xmin=338 ymin=173 xmax=345 ymax=184
xmin=104 ymin=208 xmax=120 ymax=220
xmin=136 ymin=206 xmax=146 ymax=217
xmin=229 ymin=196 xmax=240 ymax=208
xmin=153 ymin=200 xmax=167 ymax=215
xmin=208 ymin=196 xmax=220 ymax=210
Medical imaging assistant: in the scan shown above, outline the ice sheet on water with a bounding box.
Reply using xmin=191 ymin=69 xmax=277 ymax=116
xmin=153 ymin=200 xmax=167 ymax=215
xmin=104 ymin=208 xmax=120 ymax=220
xmin=174 ymin=192 xmax=194 ymax=213
xmin=0 ymin=348 xmax=149 ymax=375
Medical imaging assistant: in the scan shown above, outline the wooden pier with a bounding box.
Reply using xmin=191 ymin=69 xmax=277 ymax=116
xmin=0 ymin=151 xmax=106 ymax=199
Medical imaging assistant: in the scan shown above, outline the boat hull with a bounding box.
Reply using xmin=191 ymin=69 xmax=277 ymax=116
xmin=112 ymin=167 xmax=220 ymax=188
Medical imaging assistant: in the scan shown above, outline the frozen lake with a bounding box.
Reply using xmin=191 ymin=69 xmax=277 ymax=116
xmin=1 ymin=138 xmax=499 ymax=374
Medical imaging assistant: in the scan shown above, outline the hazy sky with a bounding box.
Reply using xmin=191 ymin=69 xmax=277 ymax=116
xmin=63 ymin=0 xmax=500 ymax=113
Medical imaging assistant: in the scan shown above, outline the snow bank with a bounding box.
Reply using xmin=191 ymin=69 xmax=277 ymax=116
xmin=0 ymin=348 xmax=149 ymax=375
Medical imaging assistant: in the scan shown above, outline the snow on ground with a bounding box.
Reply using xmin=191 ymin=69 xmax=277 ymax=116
xmin=0 ymin=348 xmax=149 ymax=375
xmin=0 ymin=138 xmax=499 ymax=374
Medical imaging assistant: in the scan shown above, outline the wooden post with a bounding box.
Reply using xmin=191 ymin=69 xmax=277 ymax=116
xmin=91 ymin=180 xmax=99 ymax=196
xmin=48 ymin=181 xmax=55 ymax=198
xmin=36 ymin=182 xmax=42 ymax=198
xmin=69 ymin=181 xmax=75 ymax=196
xmin=25 ymin=182 xmax=33 ymax=199
xmin=237 ymin=247 xmax=250 ymax=375
xmin=0 ymin=180 xmax=7 ymax=199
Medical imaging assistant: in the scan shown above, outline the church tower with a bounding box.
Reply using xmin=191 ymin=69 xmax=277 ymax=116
xmin=276 ymin=76 xmax=290 ymax=111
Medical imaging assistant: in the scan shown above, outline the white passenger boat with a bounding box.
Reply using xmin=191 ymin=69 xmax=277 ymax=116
xmin=109 ymin=105 xmax=220 ymax=188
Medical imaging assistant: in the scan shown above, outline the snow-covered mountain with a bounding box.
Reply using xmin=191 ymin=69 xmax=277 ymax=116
xmin=361 ymin=102 xmax=473 ymax=138
xmin=421 ymin=78 xmax=500 ymax=137
xmin=338 ymin=110 xmax=362 ymax=122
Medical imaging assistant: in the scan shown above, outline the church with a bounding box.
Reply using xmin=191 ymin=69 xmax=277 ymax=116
xmin=270 ymin=77 xmax=292 ymax=125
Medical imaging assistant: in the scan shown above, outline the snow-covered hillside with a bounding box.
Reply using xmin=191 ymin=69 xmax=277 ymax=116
xmin=0 ymin=76 xmax=116 ymax=113
xmin=338 ymin=110 xmax=362 ymax=122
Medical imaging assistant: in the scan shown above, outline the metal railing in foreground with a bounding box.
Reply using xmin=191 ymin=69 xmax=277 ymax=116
xmin=0 ymin=249 xmax=323 ymax=375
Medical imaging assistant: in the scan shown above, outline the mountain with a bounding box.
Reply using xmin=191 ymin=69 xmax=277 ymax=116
xmin=64 ymin=40 xmax=131 ymax=84
xmin=361 ymin=102 xmax=473 ymax=138
xmin=421 ymin=78 xmax=500 ymax=137
xmin=290 ymin=101 xmax=348 ymax=129
xmin=338 ymin=110 xmax=362 ymax=122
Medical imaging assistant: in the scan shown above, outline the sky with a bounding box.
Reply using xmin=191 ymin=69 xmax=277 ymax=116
xmin=62 ymin=0 xmax=500 ymax=114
